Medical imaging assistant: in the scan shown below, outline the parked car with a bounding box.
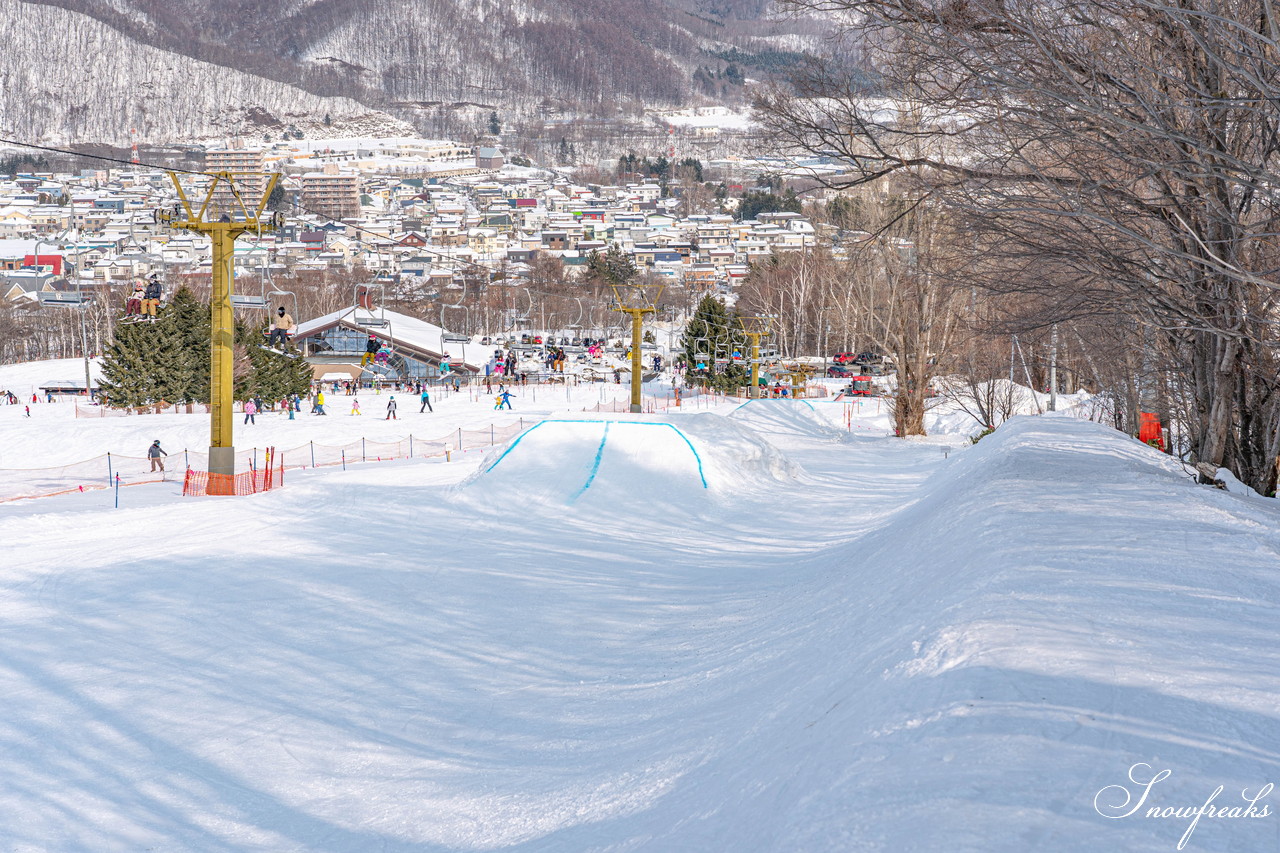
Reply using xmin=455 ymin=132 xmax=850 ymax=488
xmin=832 ymin=352 xmax=860 ymax=364
xmin=827 ymin=364 xmax=860 ymax=377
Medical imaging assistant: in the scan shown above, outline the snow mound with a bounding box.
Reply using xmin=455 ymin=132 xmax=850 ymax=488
xmin=460 ymin=413 xmax=800 ymax=508
xmin=763 ymin=414 xmax=1280 ymax=850
xmin=728 ymin=398 xmax=846 ymax=440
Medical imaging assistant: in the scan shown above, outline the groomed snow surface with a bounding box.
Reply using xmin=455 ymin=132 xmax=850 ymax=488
xmin=1 ymin=361 xmax=1279 ymax=851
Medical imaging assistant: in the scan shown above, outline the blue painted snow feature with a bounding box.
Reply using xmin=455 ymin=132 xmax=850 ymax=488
xmin=482 ymin=420 xmax=548 ymax=473
xmin=483 ymin=419 xmax=708 ymax=490
xmin=569 ymin=421 xmax=611 ymax=504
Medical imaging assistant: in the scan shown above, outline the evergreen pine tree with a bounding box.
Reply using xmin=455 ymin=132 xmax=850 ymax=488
xmin=149 ymin=311 xmax=194 ymax=405
xmin=586 ymin=244 xmax=638 ymax=288
xmin=162 ymin=286 xmax=211 ymax=403
xmin=234 ymin=317 xmax=311 ymax=403
xmin=100 ymin=288 xmax=309 ymax=409
xmin=681 ymin=295 xmax=748 ymax=393
xmin=98 ymin=321 xmax=159 ymax=407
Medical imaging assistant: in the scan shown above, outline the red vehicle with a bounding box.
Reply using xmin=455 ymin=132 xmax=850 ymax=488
xmin=847 ymin=376 xmax=876 ymax=396
xmin=832 ymin=352 xmax=859 ymax=364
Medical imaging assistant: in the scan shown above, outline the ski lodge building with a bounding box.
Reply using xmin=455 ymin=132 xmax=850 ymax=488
xmin=292 ymin=305 xmax=480 ymax=384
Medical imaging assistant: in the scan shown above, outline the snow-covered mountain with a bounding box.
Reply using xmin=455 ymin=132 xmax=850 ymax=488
xmin=9 ymin=0 xmax=819 ymax=143
xmin=0 ymin=0 xmax=415 ymax=145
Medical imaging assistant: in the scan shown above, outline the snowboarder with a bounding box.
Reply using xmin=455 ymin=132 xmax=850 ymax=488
xmin=314 ymin=391 xmax=327 ymax=415
xmin=268 ymin=306 xmax=295 ymax=348
xmin=243 ymin=399 xmax=257 ymax=424
xmin=148 ymin=440 xmax=168 ymax=472
xmin=386 ymin=396 xmax=398 ymax=420
xmin=419 ymin=388 xmax=432 ymax=412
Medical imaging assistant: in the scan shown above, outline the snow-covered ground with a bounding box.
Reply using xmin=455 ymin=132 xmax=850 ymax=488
xmin=1 ymin=360 xmax=1278 ymax=851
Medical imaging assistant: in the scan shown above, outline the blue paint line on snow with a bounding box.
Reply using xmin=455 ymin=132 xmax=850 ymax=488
xmin=663 ymin=423 xmax=709 ymax=489
xmin=484 ymin=418 xmax=708 ymax=489
xmin=483 ymin=420 xmax=547 ymax=473
xmin=569 ymin=421 xmax=611 ymax=504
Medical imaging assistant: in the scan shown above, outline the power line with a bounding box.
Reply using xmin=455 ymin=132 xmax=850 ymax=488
xmin=0 ymin=136 xmax=206 ymax=176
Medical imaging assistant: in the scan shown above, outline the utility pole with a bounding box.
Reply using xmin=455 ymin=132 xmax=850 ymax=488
xmin=158 ymin=170 xmax=282 ymax=491
xmin=818 ymin=305 xmax=835 ymax=380
xmin=1048 ymin=323 xmax=1058 ymax=412
xmin=611 ymin=281 xmax=663 ymax=413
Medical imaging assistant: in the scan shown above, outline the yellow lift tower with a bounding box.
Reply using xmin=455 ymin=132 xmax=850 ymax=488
xmin=158 ymin=170 xmax=282 ymax=491
xmin=742 ymin=315 xmax=774 ymax=398
xmin=611 ymin=281 xmax=663 ymax=414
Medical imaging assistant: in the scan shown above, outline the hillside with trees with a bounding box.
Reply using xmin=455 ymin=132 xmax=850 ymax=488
xmin=14 ymin=0 xmax=825 ymax=141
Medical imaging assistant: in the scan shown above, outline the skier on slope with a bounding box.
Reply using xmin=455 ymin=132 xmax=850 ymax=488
xmin=148 ymin=440 xmax=168 ymax=472
xmin=386 ymin=396 xmax=398 ymax=420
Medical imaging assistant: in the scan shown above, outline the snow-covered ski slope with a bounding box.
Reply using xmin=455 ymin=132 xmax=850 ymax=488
xmin=1 ymin=365 xmax=1279 ymax=850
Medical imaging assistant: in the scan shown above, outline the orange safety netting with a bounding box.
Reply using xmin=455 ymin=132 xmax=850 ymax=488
xmin=183 ymin=450 xmax=285 ymax=497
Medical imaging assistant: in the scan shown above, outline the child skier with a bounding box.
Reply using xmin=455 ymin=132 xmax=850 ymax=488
xmin=148 ymin=440 xmax=168 ymax=472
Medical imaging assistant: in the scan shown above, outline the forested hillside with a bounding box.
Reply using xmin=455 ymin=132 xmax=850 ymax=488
xmin=13 ymin=0 xmax=819 ymax=142
xmin=0 ymin=0 xmax=413 ymax=145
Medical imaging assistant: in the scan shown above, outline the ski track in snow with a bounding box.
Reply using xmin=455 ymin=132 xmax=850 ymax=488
xmin=0 ymin=361 xmax=1278 ymax=851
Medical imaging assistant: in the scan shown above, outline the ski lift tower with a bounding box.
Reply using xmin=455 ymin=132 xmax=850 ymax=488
xmin=610 ymin=281 xmax=663 ymax=413
xmin=742 ymin=315 xmax=774 ymax=398
xmin=157 ymin=170 xmax=282 ymax=489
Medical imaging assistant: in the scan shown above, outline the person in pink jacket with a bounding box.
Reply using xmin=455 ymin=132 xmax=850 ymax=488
xmin=243 ymin=399 xmax=258 ymax=425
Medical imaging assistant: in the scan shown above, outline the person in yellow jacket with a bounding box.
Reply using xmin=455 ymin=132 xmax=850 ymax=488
xmin=314 ymin=390 xmax=327 ymax=415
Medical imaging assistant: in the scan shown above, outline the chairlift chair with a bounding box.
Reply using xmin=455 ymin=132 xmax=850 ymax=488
xmin=353 ymin=282 xmax=390 ymax=328
xmin=231 ymin=254 xmax=269 ymax=309
xmin=230 ymin=293 xmax=268 ymax=309
xmin=37 ymin=291 xmax=90 ymax=308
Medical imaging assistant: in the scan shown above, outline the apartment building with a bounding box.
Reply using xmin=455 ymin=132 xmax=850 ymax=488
xmin=203 ymin=147 xmax=266 ymax=218
xmin=302 ymin=164 xmax=361 ymax=220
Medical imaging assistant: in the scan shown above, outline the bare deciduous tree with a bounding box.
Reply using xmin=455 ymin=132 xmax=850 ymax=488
xmin=763 ymin=0 xmax=1280 ymax=491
